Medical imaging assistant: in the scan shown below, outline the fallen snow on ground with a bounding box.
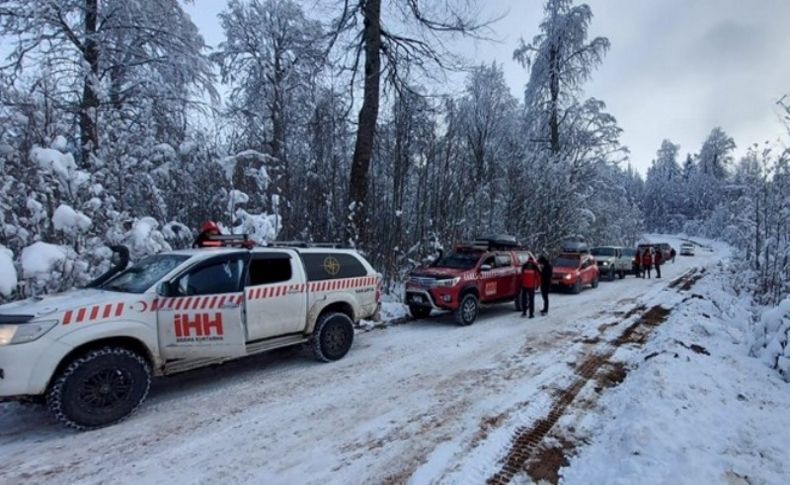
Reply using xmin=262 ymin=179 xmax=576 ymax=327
xmin=561 ymin=251 xmax=790 ymax=484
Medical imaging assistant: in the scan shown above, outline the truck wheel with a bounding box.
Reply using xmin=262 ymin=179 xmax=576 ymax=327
xmin=618 ymin=271 xmax=625 ymax=279
xmin=591 ymin=276 xmax=599 ymax=288
xmin=455 ymin=293 xmax=479 ymax=326
xmin=311 ymin=312 xmax=354 ymax=362
xmin=572 ymin=281 xmax=582 ymax=294
xmin=609 ymin=269 xmax=617 ymax=281
xmin=408 ymin=305 xmax=431 ymax=319
xmin=46 ymin=347 xmax=151 ymax=430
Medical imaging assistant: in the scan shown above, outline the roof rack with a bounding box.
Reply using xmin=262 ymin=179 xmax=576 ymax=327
xmin=459 ymin=235 xmax=525 ymax=251
xmin=267 ymin=240 xmax=350 ymax=249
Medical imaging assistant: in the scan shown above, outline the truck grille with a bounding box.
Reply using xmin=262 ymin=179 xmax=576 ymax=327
xmin=408 ymin=277 xmax=436 ymax=287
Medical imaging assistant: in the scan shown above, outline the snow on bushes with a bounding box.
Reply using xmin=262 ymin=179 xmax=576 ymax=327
xmin=0 ymin=245 xmax=17 ymax=297
xmin=119 ymin=217 xmax=172 ymax=259
xmin=752 ymin=298 xmax=790 ymax=381
xmin=21 ymin=242 xmax=67 ymax=277
xmin=52 ymin=204 xmax=92 ymax=233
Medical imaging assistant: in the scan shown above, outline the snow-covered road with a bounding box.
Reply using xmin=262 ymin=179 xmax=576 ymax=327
xmin=0 ymin=240 xmax=721 ymax=484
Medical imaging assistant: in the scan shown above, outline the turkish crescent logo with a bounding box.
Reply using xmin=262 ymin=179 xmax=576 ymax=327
xmin=323 ymin=256 xmax=340 ymax=276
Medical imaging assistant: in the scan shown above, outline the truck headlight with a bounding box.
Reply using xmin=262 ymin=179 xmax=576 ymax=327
xmin=564 ymin=274 xmax=572 ymax=280
xmin=0 ymin=321 xmax=58 ymax=346
xmin=434 ymin=277 xmax=461 ymax=288
xmin=601 ymin=261 xmax=609 ymax=266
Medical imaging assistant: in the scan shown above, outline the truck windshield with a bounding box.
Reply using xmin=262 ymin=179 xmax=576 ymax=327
xmin=591 ymin=248 xmax=616 ymax=257
xmin=101 ymin=254 xmax=190 ymax=294
xmin=435 ymin=250 xmax=482 ymax=270
xmin=553 ymin=257 xmax=580 ymax=268
xmin=622 ymin=248 xmax=636 ymax=257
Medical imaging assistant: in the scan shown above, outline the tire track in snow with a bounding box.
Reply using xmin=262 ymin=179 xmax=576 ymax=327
xmin=485 ymin=268 xmax=703 ymax=484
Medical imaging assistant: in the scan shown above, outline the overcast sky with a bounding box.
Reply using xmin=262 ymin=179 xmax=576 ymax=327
xmin=185 ymin=0 xmax=790 ymax=174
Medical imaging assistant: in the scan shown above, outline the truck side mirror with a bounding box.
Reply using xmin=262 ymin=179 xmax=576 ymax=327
xmin=158 ymin=282 xmax=173 ymax=297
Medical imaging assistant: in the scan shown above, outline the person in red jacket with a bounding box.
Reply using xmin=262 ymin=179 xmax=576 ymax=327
xmin=193 ymin=221 xmax=222 ymax=248
xmin=641 ymin=248 xmax=653 ymax=279
xmin=654 ymin=249 xmax=663 ymax=278
xmin=520 ymin=259 xmax=541 ymax=318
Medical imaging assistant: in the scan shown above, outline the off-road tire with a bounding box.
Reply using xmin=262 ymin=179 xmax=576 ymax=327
xmin=311 ymin=312 xmax=355 ymax=362
xmin=408 ymin=305 xmax=431 ymax=320
xmin=591 ymin=276 xmax=599 ymax=288
xmin=618 ymin=270 xmax=626 ymax=279
xmin=47 ymin=347 xmax=151 ymax=430
xmin=455 ymin=293 xmax=479 ymax=326
xmin=572 ymin=280 xmax=582 ymax=294
xmin=608 ymin=269 xmax=617 ymax=281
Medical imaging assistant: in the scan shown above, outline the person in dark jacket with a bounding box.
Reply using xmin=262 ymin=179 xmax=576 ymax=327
xmin=654 ymin=249 xmax=663 ymax=278
xmin=520 ymin=259 xmax=541 ymax=318
xmin=641 ymin=248 xmax=653 ymax=279
xmin=670 ymin=247 xmax=676 ymax=263
xmin=633 ymin=251 xmax=641 ymax=278
xmin=193 ymin=220 xmax=221 ymax=248
xmin=538 ymin=255 xmax=552 ymax=315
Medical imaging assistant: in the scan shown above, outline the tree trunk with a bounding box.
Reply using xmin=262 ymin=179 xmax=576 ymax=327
xmin=79 ymin=0 xmax=100 ymax=164
xmin=548 ymin=44 xmax=560 ymax=155
xmin=347 ymin=0 xmax=382 ymax=245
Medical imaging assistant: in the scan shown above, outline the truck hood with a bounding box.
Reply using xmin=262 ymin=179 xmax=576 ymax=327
xmin=0 ymin=288 xmax=128 ymax=320
xmin=595 ymin=256 xmax=616 ymax=263
xmin=410 ymin=267 xmax=466 ymax=279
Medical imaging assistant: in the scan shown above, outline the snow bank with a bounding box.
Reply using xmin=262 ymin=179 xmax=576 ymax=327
xmin=752 ymin=298 xmax=790 ymax=381
xmin=52 ymin=204 xmax=92 ymax=233
xmin=20 ymin=242 xmax=66 ymax=277
xmin=0 ymin=245 xmax=17 ymax=297
xmin=563 ymin=262 xmax=790 ymax=485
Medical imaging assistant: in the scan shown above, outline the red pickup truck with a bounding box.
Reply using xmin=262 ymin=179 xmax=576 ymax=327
xmin=405 ymin=237 xmax=535 ymax=325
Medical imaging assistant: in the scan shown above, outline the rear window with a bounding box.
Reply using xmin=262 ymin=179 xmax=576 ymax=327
xmin=302 ymin=253 xmax=367 ymax=281
xmin=554 ymin=257 xmax=580 ymax=268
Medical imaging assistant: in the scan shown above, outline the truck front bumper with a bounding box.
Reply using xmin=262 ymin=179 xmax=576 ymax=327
xmin=404 ymin=287 xmax=458 ymax=311
xmin=0 ymin=337 xmax=70 ymax=398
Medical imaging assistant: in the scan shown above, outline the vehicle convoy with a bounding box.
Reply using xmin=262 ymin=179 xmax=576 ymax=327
xmin=0 ymin=237 xmax=381 ymax=429
xmin=590 ymin=246 xmax=631 ymax=280
xmin=551 ymin=252 xmax=600 ymax=293
xmin=405 ymin=236 xmax=534 ymax=326
xmin=680 ymin=242 xmax=695 ymax=256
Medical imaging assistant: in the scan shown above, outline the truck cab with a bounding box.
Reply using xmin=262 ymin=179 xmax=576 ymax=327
xmin=405 ymin=236 xmax=534 ymax=326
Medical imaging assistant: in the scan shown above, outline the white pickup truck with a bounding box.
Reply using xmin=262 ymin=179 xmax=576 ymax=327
xmin=0 ymin=242 xmax=380 ymax=429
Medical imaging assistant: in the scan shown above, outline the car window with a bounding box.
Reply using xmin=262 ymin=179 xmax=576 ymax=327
xmin=174 ymin=258 xmax=244 ymax=296
xmin=248 ymin=255 xmax=292 ymax=286
xmin=102 ymin=254 xmax=189 ymax=294
xmin=301 ymin=253 xmax=367 ymax=280
xmin=495 ymin=253 xmax=512 ymax=267
xmin=481 ymin=255 xmax=496 ymax=268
